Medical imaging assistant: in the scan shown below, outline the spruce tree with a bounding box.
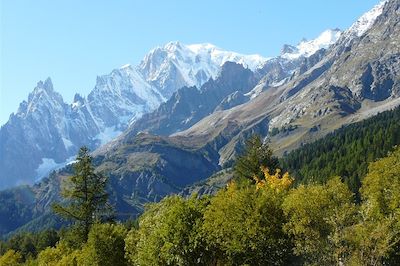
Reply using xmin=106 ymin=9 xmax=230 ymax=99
xmin=52 ymin=146 xmax=112 ymax=241
xmin=234 ymin=135 xmax=279 ymax=181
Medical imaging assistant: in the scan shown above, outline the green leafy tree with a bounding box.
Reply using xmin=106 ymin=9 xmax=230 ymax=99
xmin=78 ymin=223 xmax=128 ymax=266
xmin=52 ymin=146 xmax=112 ymax=242
xmin=37 ymin=241 xmax=77 ymax=266
xmin=234 ymin=135 xmax=279 ymax=181
xmin=124 ymin=228 xmax=139 ymax=266
xmin=203 ymin=177 xmax=292 ymax=265
xmin=7 ymin=232 xmax=37 ymax=260
xmin=130 ymin=195 xmax=212 ymax=266
xmin=345 ymin=147 xmax=400 ymax=265
xmin=282 ymin=177 xmax=357 ymax=265
xmin=35 ymin=229 xmax=59 ymax=252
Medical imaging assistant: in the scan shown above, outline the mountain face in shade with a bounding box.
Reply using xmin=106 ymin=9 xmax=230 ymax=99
xmin=126 ymin=62 xmax=258 ymax=137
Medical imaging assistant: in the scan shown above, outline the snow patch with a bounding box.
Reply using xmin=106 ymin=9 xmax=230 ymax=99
xmin=95 ymin=126 xmax=122 ymax=145
xmin=35 ymin=156 xmax=75 ymax=181
xmin=120 ymin=63 xmax=131 ymax=69
xmin=62 ymin=137 xmax=74 ymax=150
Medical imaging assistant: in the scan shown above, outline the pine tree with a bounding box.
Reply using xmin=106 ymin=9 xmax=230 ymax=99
xmin=52 ymin=147 xmax=112 ymax=241
xmin=234 ymin=135 xmax=279 ymax=181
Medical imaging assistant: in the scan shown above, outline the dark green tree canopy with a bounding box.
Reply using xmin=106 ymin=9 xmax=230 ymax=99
xmin=52 ymin=146 xmax=113 ymax=241
xmin=234 ymin=135 xmax=279 ymax=181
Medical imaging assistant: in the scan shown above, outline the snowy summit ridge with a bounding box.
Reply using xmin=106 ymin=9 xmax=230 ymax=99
xmin=345 ymin=0 xmax=388 ymax=38
xmin=281 ymin=29 xmax=342 ymax=60
xmin=139 ymin=41 xmax=268 ymax=98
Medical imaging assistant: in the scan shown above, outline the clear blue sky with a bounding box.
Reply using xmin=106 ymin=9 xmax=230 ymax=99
xmin=1 ymin=0 xmax=380 ymax=125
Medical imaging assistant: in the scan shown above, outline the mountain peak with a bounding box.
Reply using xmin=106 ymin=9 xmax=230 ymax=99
xmin=34 ymin=77 xmax=54 ymax=93
xmin=281 ymin=29 xmax=342 ymax=60
xmin=138 ymin=41 xmax=268 ymax=98
xmin=280 ymin=44 xmax=297 ymax=55
xmin=164 ymin=41 xmax=182 ymax=49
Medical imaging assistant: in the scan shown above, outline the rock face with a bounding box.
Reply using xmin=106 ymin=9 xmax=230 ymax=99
xmin=126 ymin=62 xmax=258 ymax=136
xmin=0 ymin=44 xmax=267 ymax=190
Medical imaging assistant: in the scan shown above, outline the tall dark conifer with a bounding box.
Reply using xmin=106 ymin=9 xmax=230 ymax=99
xmin=234 ymin=135 xmax=279 ymax=181
xmin=52 ymin=146 xmax=112 ymax=241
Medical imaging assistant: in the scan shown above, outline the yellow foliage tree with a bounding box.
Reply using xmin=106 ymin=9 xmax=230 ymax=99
xmin=0 ymin=250 xmax=22 ymax=266
xmin=253 ymin=167 xmax=293 ymax=192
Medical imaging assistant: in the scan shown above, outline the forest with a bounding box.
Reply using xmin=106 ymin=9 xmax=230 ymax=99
xmin=283 ymin=106 xmax=400 ymax=196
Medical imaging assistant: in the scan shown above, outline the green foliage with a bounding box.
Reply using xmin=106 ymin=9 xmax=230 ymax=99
xmin=282 ymin=177 xmax=357 ymax=265
xmin=124 ymin=229 xmax=139 ymax=266
xmin=80 ymin=223 xmax=128 ymax=266
xmin=203 ymin=181 xmax=292 ymax=265
xmin=283 ymin=106 xmax=400 ymax=195
xmin=234 ymin=135 xmax=279 ymax=181
xmin=0 ymin=229 xmax=59 ymax=261
xmin=36 ymin=241 xmax=76 ymax=266
xmin=34 ymin=229 xmax=59 ymax=253
xmin=1 ymin=136 xmax=400 ymax=265
xmin=129 ymin=195 xmax=212 ymax=266
xmin=58 ymin=225 xmax=87 ymax=249
xmin=344 ymin=147 xmax=400 ymax=265
xmin=0 ymin=250 xmax=22 ymax=266
xmin=52 ymin=146 xmax=113 ymax=242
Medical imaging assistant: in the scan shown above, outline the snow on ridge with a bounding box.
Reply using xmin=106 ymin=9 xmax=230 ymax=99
xmin=120 ymin=63 xmax=131 ymax=69
xmin=185 ymin=42 xmax=268 ymax=71
xmin=95 ymin=126 xmax=122 ymax=145
xmin=281 ymin=29 xmax=342 ymax=60
xmin=346 ymin=0 xmax=387 ymax=37
xmin=138 ymin=41 xmax=269 ymax=93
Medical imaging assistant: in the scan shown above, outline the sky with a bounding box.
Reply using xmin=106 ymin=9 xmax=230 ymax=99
xmin=0 ymin=0 xmax=381 ymax=125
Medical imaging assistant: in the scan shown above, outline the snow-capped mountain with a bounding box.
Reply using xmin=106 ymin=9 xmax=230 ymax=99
xmin=139 ymin=41 xmax=268 ymax=98
xmin=1 ymin=0 xmax=399 ymax=237
xmin=0 ymin=42 xmax=269 ymax=190
xmin=281 ymin=29 xmax=342 ymax=60
xmin=87 ymin=64 xmax=165 ymax=129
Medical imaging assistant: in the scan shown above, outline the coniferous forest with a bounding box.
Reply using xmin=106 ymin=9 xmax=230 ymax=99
xmin=283 ymin=106 xmax=400 ymax=196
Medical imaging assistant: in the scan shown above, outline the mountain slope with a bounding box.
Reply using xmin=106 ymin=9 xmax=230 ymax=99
xmin=282 ymin=105 xmax=400 ymax=194
xmin=173 ymin=0 xmax=399 ymax=160
xmin=123 ymin=29 xmax=342 ymax=139
xmin=126 ymin=62 xmax=258 ymax=136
